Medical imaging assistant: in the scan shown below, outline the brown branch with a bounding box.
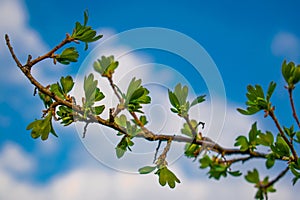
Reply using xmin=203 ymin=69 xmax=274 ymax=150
xmin=5 ymin=34 xmax=126 ymax=135
xmin=5 ymin=33 xmax=282 ymax=168
xmin=27 ymin=34 xmax=74 ymax=68
xmin=269 ymin=110 xmax=298 ymax=161
xmin=288 ymin=88 xmax=300 ymax=128
xmin=261 ymin=167 xmax=289 ymax=189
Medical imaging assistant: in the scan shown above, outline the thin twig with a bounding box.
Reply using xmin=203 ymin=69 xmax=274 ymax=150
xmin=288 ymin=88 xmax=300 ymax=128
xmin=183 ymin=115 xmax=201 ymax=139
xmin=28 ymin=34 xmax=74 ymax=68
xmin=261 ymin=167 xmax=289 ymax=189
xmin=269 ymin=110 xmax=298 ymax=161
xmin=153 ymin=140 xmax=162 ymax=163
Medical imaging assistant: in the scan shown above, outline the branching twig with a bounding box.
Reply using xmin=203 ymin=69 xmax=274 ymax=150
xmin=261 ymin=167 xmax=289 ymax=189
xmin=269 ymin=110 xmax=298 ymax=161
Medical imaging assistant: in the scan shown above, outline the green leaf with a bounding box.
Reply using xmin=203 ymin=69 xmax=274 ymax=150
xmin=138 ymin=166 xmax=157 ymax=174
xmin=50 ymin=83 xmax=65 ymax=99
xmin=228 ymin=170 xmax=242 ymax=177
xmin=296 ymin=131 xmax=300 ymax=143
xmin=125 ymin=78 xmax=151 ymax=112
xmin=293 ymin=66 xmax=300 ymax=84
xmin=84 ymin=73 xmax=98 ymax=100
xmin=181 ymin=120 xmax=198 ymax=138
xmin=93 ymin=105 xmax=105 ymax=115
xmin=83 ymin=10 xmax=88 ymax=26
xmin=60 ymin=76 xmax=74 ymax=94
xmin=199 ymin=155 xmax=212 ymax=169
xmin=266 ymin=156 xmax=275 ymax=169
xmin=139 ymin=115 xmax=148 ymax=126
xmin=248 ymin=122 xmax=259 ymax=144
xmin=283 ymin=125 xmax=295 ymax=138
xmin=93 ymin=56 xmax=119 ymax=77
xmin=190 ymin=95 xmax=206 ymax=107
xmin=56 ymin=47 xmax=79 ymax=65
xmin=38 ymin=92 xmax=53 ymax=108
xmin=56 ymin=106 xmax=74 ymax=126
xmin=115 ymin=136 xmax=134 ymax=158
xmin=257 ymin=131 xmax=274 ymax=146
xmin=168 ymin=90 xmax=180 ymax=109
xmin=155 ymin=167 xmax=180 ymax=189
xmin=245 ymin=169 xmax=259 ymax=184
xmin=234 ymin=135 xmax=249 ymax=151
xmin=184 ymin=143 xmax=200 ymax=158
xmin=26 ymin=112 xmax=57 ymax=140
xmin=115 ymin=114 xmax=128 ymax=127
xmin=272 ymin=135 xmax=290 ymax=157
xmin=266 ymin=81 xmax=276 ymax=102
xmin=71 ymin=11 xmax=103 ymax=50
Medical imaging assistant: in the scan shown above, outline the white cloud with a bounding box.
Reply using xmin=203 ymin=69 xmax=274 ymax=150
xmin=0 ymin=141 xmax=297 ymax=200
xmin=0 ymin=0 xmax=49 ymax=85
xmin=271 ymin=32 xmax=300 ymax=61
xmin=0 ymin=2 xmax=298 ymax=199
xmin=0 ymin=142 xmax=36 ymax=175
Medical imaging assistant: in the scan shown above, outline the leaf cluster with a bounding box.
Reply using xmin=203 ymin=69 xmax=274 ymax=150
xmin=168 ymin=83 xmax=205 ymax=117
xmin=237 ymin=82 xmax=276 ymax=115
xmin=138 ymin=165 xmax=180 ymax=189
xmin=26 ymin=112 xmax=57 ymax=141
xmin=245 ymin=169 xmax=276 ymax=200
xmin=282 ymin=60 xmax=300 ymax=89
xmin=199 ymin=155 xmax=241 ymax=180
xmin=93 ymin=55 xmax=119 ymax=78
xmin=83 ymin=73 xmax=105 ymax=118
xmin=114 ymin=115 xmax=141 ymax=158
xmin=71 ymin=10 xmax=103 ymax=50
xmin=120 ymin=78 xmax=151 ymax=113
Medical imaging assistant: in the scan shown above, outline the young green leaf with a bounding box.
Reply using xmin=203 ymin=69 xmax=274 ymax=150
xmin=168 ymin=89 xmax=180 ymax=109
xmin=257 ymin=131 xmax=274 ymax=146
xmin=245 ymin=168 xmax=259 ymax=184
xmin=93 ymin=105 xmax=105 ymax=115
xmin=234 ymin=135 xmax=249 ymax=151
xmin=93 ymin=55 xmax=119 ymax=77
xmin=199 ymin=155 xmax=212 ymax=169
xmin=228 ymin=170 xmax=242 ymax=177
xmin=71 ymin=11 xmax=103 ymax=50
xmin=50 ymin=83 xmax=65 ymax=99
xmin=155 ymin=167 xmax=181 ymax=189
xmin=266 ymin=81 xmax=276 ymax=102
xmin=190 ymin=95 xmax=206 ymax=107
xmin=138 ymin=166 xmax=157 ymax=174
xmin=60 ymin=76 xmax=74 ymax=94
xmin=26 ymin=112 xmax=57 ymax=141
xmin=125 ymin=78 xmax=151 ymax=113
xmin=55 ymin=47 xmax=79 ymax=65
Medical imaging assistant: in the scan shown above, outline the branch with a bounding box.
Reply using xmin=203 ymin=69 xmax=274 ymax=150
xmin=5 ymin=34 xmax=126 ymax=136
xmin=288 ymin=88 xmax=300 ymax=128
xmin=261 ymin=167 xmax=289 ymax=189
xmin=27 ymin=34 xmax=74 ymax=68
xmin=269 ymin=110 xmax=298 ymax=161
xmin=5 ymin=33 xmax=282 ymax=169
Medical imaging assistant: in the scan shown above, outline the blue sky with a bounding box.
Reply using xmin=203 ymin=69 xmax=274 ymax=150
xmin=0 ymin=0 xmax=300 ymax=199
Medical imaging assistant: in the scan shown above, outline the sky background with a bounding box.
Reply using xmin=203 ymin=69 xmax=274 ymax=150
xmin=0 ymin=0 xmax=300 ymax=199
